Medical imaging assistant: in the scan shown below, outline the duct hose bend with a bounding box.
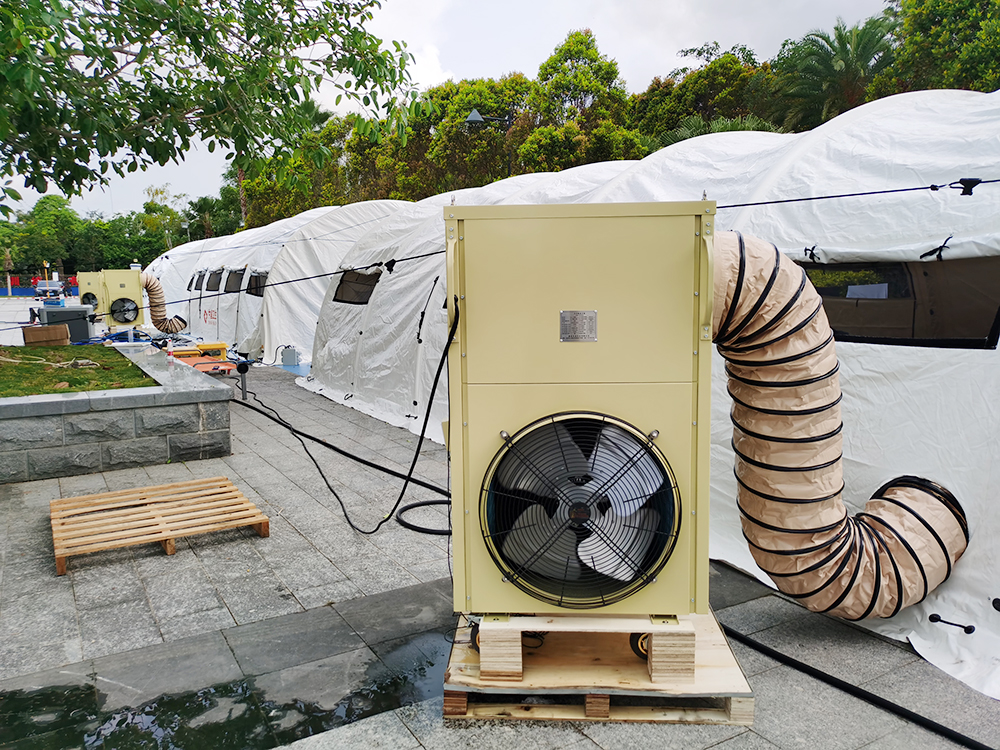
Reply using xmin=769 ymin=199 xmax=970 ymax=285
xmin=712 ymin=231 xmax=969 ymax=620
xmin=140 ymin=273 xmax=187 ymax=334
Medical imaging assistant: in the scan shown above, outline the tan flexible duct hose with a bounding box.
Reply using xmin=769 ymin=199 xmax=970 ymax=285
xmin=140 ymin=272 xmax=187 ymax=334
xmin=713 ymin=231 xmax=969 ymax=620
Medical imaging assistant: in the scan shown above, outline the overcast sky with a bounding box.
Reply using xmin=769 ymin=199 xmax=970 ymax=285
xmin=16 ymin=0 xmax=888 ymax=219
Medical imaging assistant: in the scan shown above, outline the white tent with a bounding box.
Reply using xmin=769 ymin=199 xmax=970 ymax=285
xmin=145 ymin=200 xmax=408 ymax=360
xmin=301 ymin=89 xmax=1000 ymax=697
xmin=304 ymin=162 xmax=636 ymax=439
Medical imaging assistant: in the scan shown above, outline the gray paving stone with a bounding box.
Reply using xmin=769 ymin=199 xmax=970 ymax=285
xmin=92 ymin=631 xmax=242 ymax=710
xmin=860 ymin=659 xmax=1000 ymax=748
xmin=858 ymin=724 xmax=964 ymax=749
xmin=710 ymin=731 xmax=782 ymax=749
xmin=157 ymin=605 xmax=238 ymax=642
xmin=215 ymin=575 xmax=303 ymax=624
xmin=333 ymin=549 xmax=421 ymax=596
xmin=292 ymin=580 xmax=364 ymax=610
xmin=223 ymin=606 xmax=363 ymax=676
xmin=715 ymin=594 xmax=810 ymax=635
xmin=254 ymin=646 xmax=394 ymax=735
xmin=748 ymin=613 xmax=920 ymax=686
xmin=70 ymin=561 xmax=147 ymax=611
xmin=78 ymin=599 xmax=162 ymax=660
xmin=55 ymin=471 xmax=108 ymax=497
xmin=747 ymin=664 xmax=905 ymax=750
xmin=284 ymin=709 xmax=422 ymax=749
xmin=0 ymin=663 xmax=93 ymax=694
xmin=101 ymin=467 xmax=154 ymax=491
xmin=141 ymin=563 xmax=224 ymax=620
xmin=0 ymin=639 xmax=84 ymax=681
xmin=0 ymin=586 xmax=79 ymax=643
xmin=396 ymin=696 xmax=589 ymax=749
xmin=581 ymin=720 xmax=747 ymax=749
xmin=709 ymin=561 xmax=775 ymax=610
xmin=728 ymin=639 xmax=781 ymax=678
xmin=335 ymin=579 xmax=456 ymax=647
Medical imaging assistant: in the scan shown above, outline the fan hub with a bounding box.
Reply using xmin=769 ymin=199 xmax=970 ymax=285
xmin=568 ymin=502 xmax=591 ymax=526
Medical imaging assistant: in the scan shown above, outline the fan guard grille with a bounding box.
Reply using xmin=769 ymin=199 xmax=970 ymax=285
xmin=110 ymin=297 xmax=139 ymax=323
xmin=480 ymin=412 xmax=681 ymax=609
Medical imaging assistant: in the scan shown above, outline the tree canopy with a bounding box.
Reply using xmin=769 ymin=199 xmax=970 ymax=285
xmin=0 ymin=0 xmax=418 ymax=216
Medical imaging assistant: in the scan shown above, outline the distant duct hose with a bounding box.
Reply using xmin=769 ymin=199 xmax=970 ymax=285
xmin=140 ymin=272 xmax=187 ymax=333
xmin=713 ymin=231 xmax=969 ymax=620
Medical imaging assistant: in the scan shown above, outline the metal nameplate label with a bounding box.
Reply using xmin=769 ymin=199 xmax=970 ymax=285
xmin=560 ymin=310 xmax=597 ymax=342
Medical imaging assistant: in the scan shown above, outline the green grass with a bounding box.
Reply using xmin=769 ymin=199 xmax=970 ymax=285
xmin=0 ymin=345 xmax=155 ymax=398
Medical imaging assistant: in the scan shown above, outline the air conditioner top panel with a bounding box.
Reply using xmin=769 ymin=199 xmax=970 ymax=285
xmin=448 ymin=203 xmax=714 ymax=386
xmin=447 ymin=202 xmax=716 ymax=221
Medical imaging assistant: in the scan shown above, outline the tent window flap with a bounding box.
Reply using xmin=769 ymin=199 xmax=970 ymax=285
xmin=225 ymin=269 xmax=245 ymax=293
xmin=333 ymin=270 xmax=382 ymax=305
xmin=246 ymin=272 xmax=267 ymax=298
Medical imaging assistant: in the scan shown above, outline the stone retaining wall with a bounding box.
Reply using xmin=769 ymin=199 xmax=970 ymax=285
xmin=0 ymin=345 xmax=232 ymax=483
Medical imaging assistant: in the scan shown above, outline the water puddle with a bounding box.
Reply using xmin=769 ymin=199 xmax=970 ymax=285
xmin=0 ymin=630 xmax=451 ymax=748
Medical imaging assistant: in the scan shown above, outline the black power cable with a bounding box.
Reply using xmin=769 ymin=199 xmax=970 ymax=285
xmin=722 ymin=624 xmax=995 ymax=750
xmin=234 ymin=298 xmax=460 ymax=536
xmin=230 ymin=398 xmax=449 ymax=498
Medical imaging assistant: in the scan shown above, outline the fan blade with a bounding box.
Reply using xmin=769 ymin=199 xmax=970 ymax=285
xmin=495 ymin=424 xmax=590 ymax=499
xmin=578 ymin=507 xmax=660 ymax=582
xmin=501 ymin=504 xmax=582 ymax=581
xmin=588 ymin=424 xmax=663 ymax=515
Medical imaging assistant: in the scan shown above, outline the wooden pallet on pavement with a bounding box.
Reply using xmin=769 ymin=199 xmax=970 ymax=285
xmin=50 ymin=476 xmax=268 ymax=575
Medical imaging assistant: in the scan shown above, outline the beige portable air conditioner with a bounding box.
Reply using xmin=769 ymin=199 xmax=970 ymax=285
xmin=445 ymin=202 xmax=715 ymax=618
xmin=78 ymin=269 xmax=145 ymax=327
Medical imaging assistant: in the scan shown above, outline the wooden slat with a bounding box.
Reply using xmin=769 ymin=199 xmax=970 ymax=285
xmin=49 ymin=478 xmax=268 ymax=574
xmin=50 ymin=477 xmax=231 ymax=507
xmin=52 ymin=495 xmax=255 ymax=537
xmin=53 ymin=510 xmax=267 ymax=554
xmin=51 ymin=483 xmax=237 ymax=516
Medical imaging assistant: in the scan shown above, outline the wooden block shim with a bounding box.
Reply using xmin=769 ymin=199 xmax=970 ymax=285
xmin=442 ymin=691 xmax=469 ymax=717
xmin=648 ymin=628 xmax=697 ymax=683
xmin=585 ymin=693 xmax=610 ymax=719
xmin=479 ymin=628 xmax=524 ymax=682
xmin=23 ymin=324 xmax=70 ymax=346
xmin=50 ymin=477 xmax=268 ymax=575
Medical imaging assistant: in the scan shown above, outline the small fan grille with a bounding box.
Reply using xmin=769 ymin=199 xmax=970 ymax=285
xmin=480 ymin=413 xmax=681 ymax=609
xmin=110 ymin=297 xmax=139 ymax=323
xmin=81 ymin=292 xmax=98 ymax=308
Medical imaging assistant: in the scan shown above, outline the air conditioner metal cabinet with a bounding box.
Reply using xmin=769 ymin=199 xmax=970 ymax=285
xmin=445 ymin=202 xmax=715 ymax=618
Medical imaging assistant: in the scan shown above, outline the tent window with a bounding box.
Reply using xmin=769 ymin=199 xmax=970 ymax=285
xmin=206 ymin=270 xmax=223 ymax=291
xmin=246 ymin=272 xmax=267 ymax=297
xmin=803 ymin=264 xmax=911 ymax=299
xmin=333 ymin=270 xmax=382 ymax=305
xmin=798 ymin=258 xmax=1000 ymax=349
xmin=187 ymin=275 xmax=195 ymax=291
xmin=225 ymin=269 xmax=245 ymax=293
xmin=193 ymin=272 xmax=205 ymax=291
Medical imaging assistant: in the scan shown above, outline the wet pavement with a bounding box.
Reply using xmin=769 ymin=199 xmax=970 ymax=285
xmin=0 ymin=326 xmax=998 ymax=748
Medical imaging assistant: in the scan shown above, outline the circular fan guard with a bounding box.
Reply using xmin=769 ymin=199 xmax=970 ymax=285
xmin=81 ymin=292 xmax=98 ymax=308
xmin=480 ymin=413 xmax=681 ymax=609
xmin=110 ymin=297 xmax=139 ymax=323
